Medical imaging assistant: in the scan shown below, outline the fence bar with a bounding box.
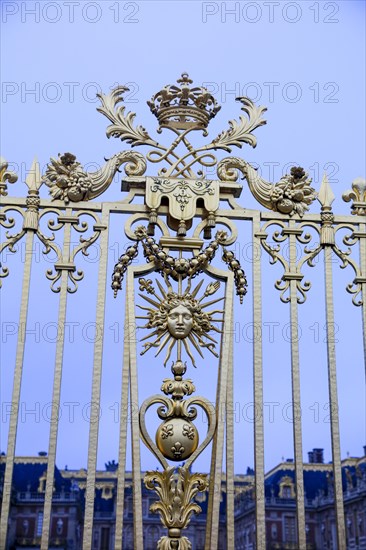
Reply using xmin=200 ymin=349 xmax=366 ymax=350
xmin=206 ymin=273 xmax=234 ymax=550
xmin=0 ymin=230 xmax=35 ymax=549
xmin=114 ymin=296 xmax=132 ymax=550
xmin=253 ymin=213 xmax=266 ymax=550
xmin=226 ymin=298 xmax=235 ymax=548
xmin=205 ymin=345 xmax=220 ymax=549
xmin=288 ymin=221 xmax=306 ymax=550
xmin=82 ymin=206 xmax=110 ymax=550
xmin=41 ymin=212 xmax=72 ymax=550
xmin=127 ymin=269 xmax=144 ymax=549
xmin=359 ymin=222 xmax=366 ymax=379
xmin=324 ymin=247 xmax=346 ymax=549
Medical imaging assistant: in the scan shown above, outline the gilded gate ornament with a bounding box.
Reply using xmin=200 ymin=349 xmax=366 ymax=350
xmin=1 ymin=72 xmax=364 ymax=550
xmin=40 ymin=74 xmax=318 ymax=223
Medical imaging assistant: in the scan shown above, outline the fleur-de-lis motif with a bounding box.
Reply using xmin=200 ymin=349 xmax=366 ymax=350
xmin=161 ymin=424 xmax=174 ymax=440
xmin=171 ymin=442 xmax=185 ymax=459
xmin=138 ymin=278 xmax=154 ymax=294
xmin=182 ymin=424 xmax=195 ymax=440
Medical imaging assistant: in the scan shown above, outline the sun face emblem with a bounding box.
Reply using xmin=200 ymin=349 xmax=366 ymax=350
xmin=167 ymin=304 xmax=194 ymax=339
xmin=137 ymin=277 xmax=224 ymax=367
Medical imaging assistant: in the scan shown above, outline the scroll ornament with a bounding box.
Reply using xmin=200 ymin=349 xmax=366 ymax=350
xmin=217 ymin=159 xmax=317 ymax=217
xmin=43 ymin=151 xmax=146 ymax=203
xmin=145 ymin=467 xmax=209 ymax=550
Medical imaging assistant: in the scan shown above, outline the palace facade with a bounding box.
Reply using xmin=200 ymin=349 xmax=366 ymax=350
xmin=1 ymin=448 xmax=365 ymax=550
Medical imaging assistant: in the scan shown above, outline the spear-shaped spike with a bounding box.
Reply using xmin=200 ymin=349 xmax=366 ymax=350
xmin=25 ymin=157 xmax=42 ymax=191
xmin=318 ymin=173 xmax=335 ymax=209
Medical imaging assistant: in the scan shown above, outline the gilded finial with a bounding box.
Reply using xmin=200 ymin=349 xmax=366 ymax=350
xmin=343 ymin=177 xmax=366 ymax=215
xmin=318 ymin=173 xmax=335 ymax=209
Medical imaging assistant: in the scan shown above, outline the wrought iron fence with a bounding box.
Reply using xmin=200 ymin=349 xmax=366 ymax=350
xmin=1 ymin=74 xmax=365 ymax=550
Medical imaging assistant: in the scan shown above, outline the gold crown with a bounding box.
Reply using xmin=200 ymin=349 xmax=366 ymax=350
xmin=147 ymin=73 xmax=221 ymax=131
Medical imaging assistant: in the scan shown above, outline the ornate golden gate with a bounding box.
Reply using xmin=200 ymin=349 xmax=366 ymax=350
xmin=1 ymin=74 xmax=365 ymax=550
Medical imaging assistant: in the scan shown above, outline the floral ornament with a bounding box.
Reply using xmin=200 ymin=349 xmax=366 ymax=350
xmin=270 ymin=167 xmax=317 ymax=217
xmin=217 ymin=158 xmax=317 ymax=217
xmin=144 ymin=467 xmax=209 ymax=550
xmin=43 ymin=151 xmax=147 ymax=203
xmin=43 ymin=153 xmax=93 ymax=203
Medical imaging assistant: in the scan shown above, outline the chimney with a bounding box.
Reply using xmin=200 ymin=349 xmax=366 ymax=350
xmin=308 ymin=449 xmax=324 ymax=463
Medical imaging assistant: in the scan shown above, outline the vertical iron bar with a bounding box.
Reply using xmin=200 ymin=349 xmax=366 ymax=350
xmin=359 ymin=222 xmax=366 ymax=379
xmin=114 ymin=296 xmax=132 ymax=550
xmin=82 ymin=206 xmax=109 ymax=550
xmin=226 ymin=298 xmax=235 ymax=548
xmin=288 ymin=221 xmax=306 ymax=549
xmin=324 ymin=246 xmax=346 ymax=549
xmin=207 ymin=273 xmax=234 ymax=550
xmin=253 ymin=213 xmax=266 ymax=550
xmin=41 ymin=211 xmax=72 ymax=550
xmin=127 ymin=269 xmax=144 ymax=549
xmin=0 ymin=230 xmax=34 ymax=549
xmin=205 ymin=356 xmax=220 ymax=550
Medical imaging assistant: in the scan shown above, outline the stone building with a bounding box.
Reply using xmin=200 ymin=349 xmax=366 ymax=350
xmin=1 ymin=448 xmax=365 ymax=549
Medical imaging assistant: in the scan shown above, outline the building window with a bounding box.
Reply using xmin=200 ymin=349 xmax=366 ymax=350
xmin=56 ymin=518 xmax=64 ymax=535
xmin=22 ymin=519 xmax=29 ymax=536
xmin=284 ymin=515 xmax=296 ymax=542
xmin=100 ymin=527 xmax=110 ymax=550
xmin=271 ymin=523 xmax=277 ymax=540
xmin=36 ymin=512 xmax=43 ymax=536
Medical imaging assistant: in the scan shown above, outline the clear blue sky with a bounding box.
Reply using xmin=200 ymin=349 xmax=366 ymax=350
xmin=1 ymin=0 xmax=365 ymax=472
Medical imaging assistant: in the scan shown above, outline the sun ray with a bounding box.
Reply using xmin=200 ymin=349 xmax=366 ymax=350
xmin=163 ymin=273 xmax=173 ymax=293
xmin=200 ymin=342 xmax=219 ymax=358
xmin=155 ymin=279 xmax=167 ymax=299
xmin=200 ymin=297 xmax=225 ymax=308
xmin=138 ymin=293 xmax=161 ymax=308
xmin=137 ymin=274 xmax=225 ymax=364
xmin=188 ymin=333 xmax=204 ymax=358
xmin=137 ymin=304 xmax=154 ymax=312
xmin=140 ymin=335 xmax=163 ymax=356
xmin=210 ymin=325 xmax=223 ymax=334
xmin=201 ymin=332 xmax=218 ymax=344
xmin=190 ymin=279 xmax=204 ymax=298
xmin=140 ymin=329 xmax=167 ymax=342
xmin=183 ymin=338 xmax=197 ymax=367
xmin=155 ymin=333 xmax=172 ymax=357
xmin=198 ymin=281 xmax=221 ymax=302
xmin=163 ymin=339 xmax=176 ymax=366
